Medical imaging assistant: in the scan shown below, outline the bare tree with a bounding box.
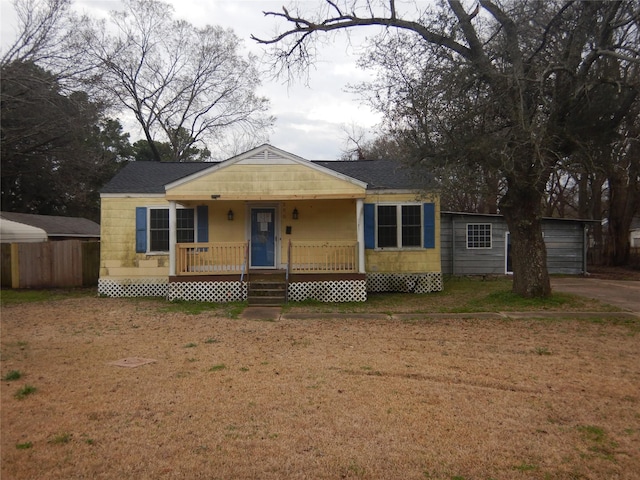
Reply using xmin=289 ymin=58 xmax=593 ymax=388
xmin=1 ymin=0 xmax=95 ymax=89
xmin=254 ymin=0 xmax=640 ymax=297
xmin=86 ymin=0 xmax=274 ymax=161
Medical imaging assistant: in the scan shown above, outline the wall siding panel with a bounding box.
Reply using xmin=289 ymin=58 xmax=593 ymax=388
xmin=167 ymin=164 xmax=365 ymax=199
xmin=364 ymin=193 xmax=441 ymax=274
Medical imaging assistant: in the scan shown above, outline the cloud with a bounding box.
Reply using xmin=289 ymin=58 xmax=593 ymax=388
xmin=1 ymin=0 xmax=383 ymax=160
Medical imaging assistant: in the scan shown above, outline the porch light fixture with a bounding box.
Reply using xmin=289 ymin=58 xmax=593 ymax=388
xmin=227 ymin=209 xmax=234 ymax=221
xmin=292 ymin=208 xmax=299 ymax=220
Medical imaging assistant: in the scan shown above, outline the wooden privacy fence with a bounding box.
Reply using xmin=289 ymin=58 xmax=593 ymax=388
xmin=1 ymin=240 xmax=100 ymax=289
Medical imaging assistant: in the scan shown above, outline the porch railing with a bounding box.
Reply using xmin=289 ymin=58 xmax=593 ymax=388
xmin=176 ymin=240 xmax=358 ymax=275
xmin=289 ymin=241 xmax=358 ymax=273
xmin=176 ymin=242 xmax=248 ymax=275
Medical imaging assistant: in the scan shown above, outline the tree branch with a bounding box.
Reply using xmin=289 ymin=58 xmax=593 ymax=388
xmin=252 ymin=1 xmax=472 ymax=61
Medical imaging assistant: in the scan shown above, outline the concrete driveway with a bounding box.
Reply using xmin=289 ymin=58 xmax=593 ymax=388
xmin=552 ymin=277 xmax=640 ymax=314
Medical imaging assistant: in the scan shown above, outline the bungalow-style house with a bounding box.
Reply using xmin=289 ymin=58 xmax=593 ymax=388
xmin=98 ymin=144 xmax=442 ymax=303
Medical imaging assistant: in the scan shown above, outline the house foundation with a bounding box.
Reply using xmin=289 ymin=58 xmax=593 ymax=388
xmin=98 ymin=272 xmax=442 ymax=302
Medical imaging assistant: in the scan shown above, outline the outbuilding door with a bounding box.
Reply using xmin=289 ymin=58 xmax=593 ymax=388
xmin=250 ymin=207 xmax=276 ymax=268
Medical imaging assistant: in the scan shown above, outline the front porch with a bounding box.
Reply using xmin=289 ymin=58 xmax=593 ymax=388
xmin=169 ymin=241 xmax=367 ymax=304
xmin=174 ymin=240 xmax=360 ymax=276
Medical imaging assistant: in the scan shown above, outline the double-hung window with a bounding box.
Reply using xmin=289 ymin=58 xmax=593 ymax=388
xmin=466 ymin=223 xmax=492 ymax=249
xmin=377 ymin=204 xmax=422 ymax=249
xmin=148 ymin=208 xmax=195 ymax=253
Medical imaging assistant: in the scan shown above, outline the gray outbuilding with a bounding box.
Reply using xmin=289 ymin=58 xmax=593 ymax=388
xmin=441 ymin=212 xmax=595 ymax=276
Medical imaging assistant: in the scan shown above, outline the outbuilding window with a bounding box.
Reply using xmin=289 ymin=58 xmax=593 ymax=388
xmin=467 ymin=223 xmax=492 ymax=249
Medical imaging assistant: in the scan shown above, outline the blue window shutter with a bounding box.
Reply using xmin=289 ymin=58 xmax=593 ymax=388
xmin=364 ymin=203 xmax=375 ymax=249
xmin=423 ymin=203 xmax=435 ymax=248
xmin=197 ymin=205 xmax=208 ymax=242
xmin=135 ymin=207 xmax=147 ymax=253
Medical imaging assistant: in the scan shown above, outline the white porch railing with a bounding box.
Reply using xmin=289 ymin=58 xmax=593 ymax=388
xmin=288 ymin=241 xmax=358 ymax=273
xmin=176 ymin=242 xmax=248 ymax=275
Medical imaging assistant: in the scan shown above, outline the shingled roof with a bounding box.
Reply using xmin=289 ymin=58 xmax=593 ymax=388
xmin=313 ymin=159 xmax=420 ymax=190
xmin=0 ymin=212 xmax=100 ymax=238
xmin=100 ymin=158 xmax=421 ymax=194
xmin=100 ymin=161 xmax=212 ymax=194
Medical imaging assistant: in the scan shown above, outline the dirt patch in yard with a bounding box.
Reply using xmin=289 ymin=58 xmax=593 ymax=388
xmin=2 ymin=296 xmax=639 ymax=479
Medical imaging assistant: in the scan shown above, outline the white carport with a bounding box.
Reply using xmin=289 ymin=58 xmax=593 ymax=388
xmin=0 ymin=218 xmax=47 ymax=243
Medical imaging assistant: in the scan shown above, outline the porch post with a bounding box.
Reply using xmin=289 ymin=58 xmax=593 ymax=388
xmin=356 ymin=198 xmax=365 ymax=273
xmin=169 ymin=200 xmax=177 ymax=276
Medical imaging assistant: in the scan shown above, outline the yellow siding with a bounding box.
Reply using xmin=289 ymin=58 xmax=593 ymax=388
xmin=364 ymin=192 xmax=441 ymax=273
xmin=100 ymin=197 xmax=170 ymax=279
xmin=278 ymin=199 xmax=356 ymax=261
xmin=100 ymin=191 xmax=441 ymax=278
xmin=166 ymin=164 xmax=365 ymax=200
xmin=204 ymin=201 xmax=247 ymax=243
xmin=280 ymin=199 xmax=356 ymax=241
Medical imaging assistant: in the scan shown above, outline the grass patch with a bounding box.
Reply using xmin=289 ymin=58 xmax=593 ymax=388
xmin=15 ymin=442 xmax=33 ymax=450
xmin=533 ymin=347 xmax=551 ymax=356
xmin=3 ymin=370 xmax=22 ymax=381
xmin=204 ymin=337 xmax=219 ymax=344
xmin=284 ymin=276 xmax=612 ymax=315
xmin=184 ymin=342 xmax=197 ymax=348
xmin=513 ymin=462 xmax=538 ymax=471
xmin=577 ymin=425 xmax=618 ymax=461
xmin=461 ymin=289 xmax=578 ymax=313
xmin=1 ymin=288 xmax=95 ymax=306
xmin=48 ymin=432 xmax=72 ymax=445
xmin=160 ymin=300 xmax=246 ymax=318
xmin=584 ymin=315 xmax=640 ymax=335
xmin=14 ymin=384 xmax=37 ymax=399
xmin=209 ymin=364 xmax=226 ymax=372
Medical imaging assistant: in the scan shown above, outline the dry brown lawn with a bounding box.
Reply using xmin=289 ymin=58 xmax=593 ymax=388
xmin=1 ymin=295 xmax=639 ymax=479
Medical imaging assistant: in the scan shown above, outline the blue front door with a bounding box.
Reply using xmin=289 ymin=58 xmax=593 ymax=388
xmin=250 ymin=207 xmax=276 ymax=268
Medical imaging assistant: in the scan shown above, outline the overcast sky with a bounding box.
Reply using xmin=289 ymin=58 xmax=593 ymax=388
xmin=1 ymin=0 xmax=385 ymax=160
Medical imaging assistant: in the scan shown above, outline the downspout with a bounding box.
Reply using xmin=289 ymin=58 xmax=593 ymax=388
xmin=169 ymin=200 xmax=177 ymax=277
xmin=356 ymin=199 xmax=365 ymax=273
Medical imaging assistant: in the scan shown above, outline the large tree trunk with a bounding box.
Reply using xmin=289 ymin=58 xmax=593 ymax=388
xmin=606 ymin=167 xmax=635 ymax=266
xmin=501 ymin=183 xmax=552 ymax=298
xmin=605 ymin=131 xmax=640 ymax=266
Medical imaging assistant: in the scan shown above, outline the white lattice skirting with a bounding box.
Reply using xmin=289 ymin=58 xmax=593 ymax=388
xmin=366 ymin=272 xmax=443 ymax=293
xmin=98 ymin=278 xmax=169 ymax=298
xmin=99 ymin=278 xmax=246 ymax=302
xmin=168 ymin=281 xmax=246 ymax=302
xmin=288 ymin=280 xmax=367 ymax=303
xmin=99 ymin=274 xmax=442 ymax=302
